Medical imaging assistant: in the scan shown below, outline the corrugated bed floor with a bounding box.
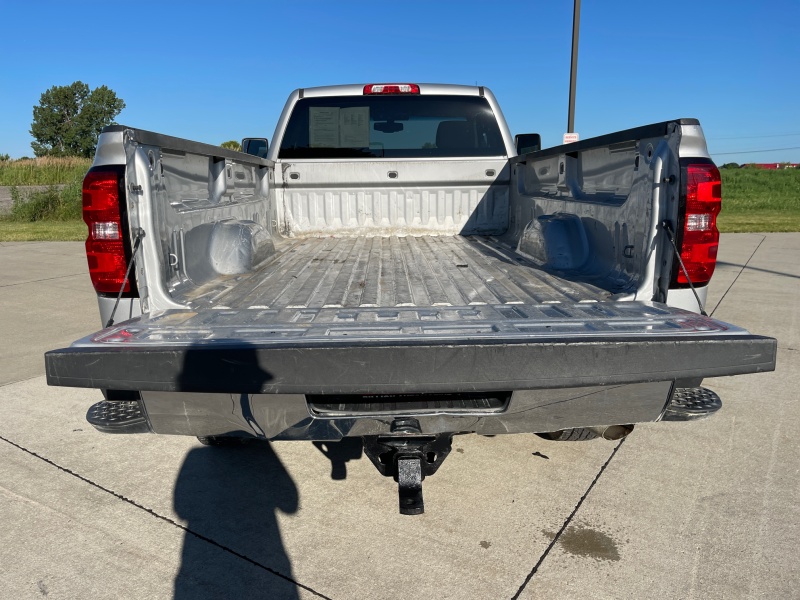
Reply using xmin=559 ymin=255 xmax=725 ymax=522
xmin=216 ymin=235 xmax=609 ymax=310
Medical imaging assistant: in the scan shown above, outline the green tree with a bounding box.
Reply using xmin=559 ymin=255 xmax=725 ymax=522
xmin=221 ymin=140 xmax=242 ymax=151
xmin=30 ymin=81 xmax=125 ymax=158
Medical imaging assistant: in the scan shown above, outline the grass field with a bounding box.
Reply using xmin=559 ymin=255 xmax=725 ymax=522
xmin=0 ymin=161 xmax=798 ymax=241
xmin=0 ymin=157 xmax=85 ymax=239
xmin=717 ymin=167 xmax=800 ymax=232
xmin=0 ymin=221 xmax=86 ymax=241
xmin=0 ymin=156 xmax=92 ymax=186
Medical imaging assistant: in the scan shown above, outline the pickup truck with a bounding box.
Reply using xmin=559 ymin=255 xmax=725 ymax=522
xmin=45 ymin=83 xmax=776 ymax=514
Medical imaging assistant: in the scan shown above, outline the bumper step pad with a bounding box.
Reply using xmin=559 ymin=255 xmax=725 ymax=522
xmin=86 ymin=400 xmax=151 ymax=434
xmin=662 ymin=387 xmax=722 ymax=421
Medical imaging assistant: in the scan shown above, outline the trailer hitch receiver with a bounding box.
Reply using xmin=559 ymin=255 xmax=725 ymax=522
xmin=362 ymin=418 xmax=453 ymax=515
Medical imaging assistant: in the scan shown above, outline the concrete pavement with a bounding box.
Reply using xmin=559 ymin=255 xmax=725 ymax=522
xmin=0 ymin=235 xmax=797 ymax=599
xmin=0 ymin=242 xmax=99 ymax=385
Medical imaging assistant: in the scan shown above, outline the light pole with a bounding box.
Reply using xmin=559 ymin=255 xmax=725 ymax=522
xmin=567 ymin=0 xmax=581 ymax=134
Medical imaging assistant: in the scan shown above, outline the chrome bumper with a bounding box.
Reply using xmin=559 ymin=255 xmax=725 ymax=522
xmin=140 ymin=381 xmax=674 ymax=440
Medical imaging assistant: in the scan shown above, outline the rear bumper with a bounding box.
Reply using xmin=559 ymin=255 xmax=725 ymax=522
xmin=138 ymin=381 xmax=675 ymax=440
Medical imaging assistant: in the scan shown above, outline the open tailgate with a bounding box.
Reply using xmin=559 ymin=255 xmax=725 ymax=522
xmin=45 ymin=302 xmax=776 ymax=394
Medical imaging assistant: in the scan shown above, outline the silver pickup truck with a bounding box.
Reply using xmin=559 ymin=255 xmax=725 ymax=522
xmin=46 ymin=83 xmax=776 ymax=513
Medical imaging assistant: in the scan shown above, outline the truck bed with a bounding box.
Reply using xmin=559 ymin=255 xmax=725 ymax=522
xmin=187 ymin=234 xmax=611 ymax=311
xmin=46 ymin=117 xmax=777 ymax=432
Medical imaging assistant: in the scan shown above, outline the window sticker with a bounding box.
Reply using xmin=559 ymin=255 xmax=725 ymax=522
xmin=309 ymin=106 xmax=370 ymax=148
xmin=340 ymin=107 xmax=370 ymax=147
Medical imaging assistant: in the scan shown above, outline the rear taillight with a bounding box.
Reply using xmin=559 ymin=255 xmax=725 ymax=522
xmin=363 ymin=83 xmax=420 ymax=95
xmin=83 ymin=169 xmax=132 ymax=294
xmin=672 ymin=160 xmax=722 ymax=287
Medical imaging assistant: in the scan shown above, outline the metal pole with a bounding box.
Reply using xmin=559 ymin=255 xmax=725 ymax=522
xmin=567 ymin=0 xmax=581 ymax=133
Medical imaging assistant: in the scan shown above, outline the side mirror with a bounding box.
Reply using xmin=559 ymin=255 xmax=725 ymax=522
xmin=515 ymin=133 xmax=541 ymax=155
xmin=242 ymin=138 xmax=269 ymax=158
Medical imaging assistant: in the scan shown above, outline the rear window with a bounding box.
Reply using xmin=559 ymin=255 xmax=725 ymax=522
xmin=278 ymin=95 xmax=506 ymax=159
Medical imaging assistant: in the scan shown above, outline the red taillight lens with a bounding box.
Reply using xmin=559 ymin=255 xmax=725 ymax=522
xmin=83 ymin=170 xmax=130 ymax=294
xmin=675 ymin=162 xmax=722 ymax=286
xmin=363 ymin=83 xmax=420 ymax=95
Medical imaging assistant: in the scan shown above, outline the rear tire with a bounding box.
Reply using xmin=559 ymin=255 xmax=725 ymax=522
xmin=196 ymin=435 xmax=253 ymax=447
xmin=535 ymin=428 xmax=599 ymax=442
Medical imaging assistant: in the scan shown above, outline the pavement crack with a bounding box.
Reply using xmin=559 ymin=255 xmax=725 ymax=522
xmin=710 ymin=235 xmax=766 ymax=317
xmin=0 ymin=434 xmax=334 ymax=600
xmin=0 ymin=273 xmax=88 ymax=288
xmin=0 ymin=375 xmax=41 ymax=388
xmin=510 ymin=438 xmax=627 ymax=599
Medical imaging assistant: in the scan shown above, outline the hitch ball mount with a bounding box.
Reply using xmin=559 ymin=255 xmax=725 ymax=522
xmin=362 ymin=418 xmax=454 ymax=515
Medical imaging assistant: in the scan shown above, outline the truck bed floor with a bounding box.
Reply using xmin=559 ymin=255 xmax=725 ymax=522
xmin=207 ymin=235 xmax=609 ymax=310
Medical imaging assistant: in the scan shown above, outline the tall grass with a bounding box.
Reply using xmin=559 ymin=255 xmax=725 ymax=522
xmin=1 ymin=156 xmax=87 ymax=225
xmin=0 ymin=156 xmax=92 ymax=186
xmin=8 ymin=179 xmax=83 ymax=221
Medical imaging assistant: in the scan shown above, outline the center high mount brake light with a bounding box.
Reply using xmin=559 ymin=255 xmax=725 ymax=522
xmin=363 ymin=84 xmax=420 ymax=95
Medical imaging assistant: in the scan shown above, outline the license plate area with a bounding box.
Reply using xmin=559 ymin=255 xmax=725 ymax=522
xmin=307 ymin=391 xmax=511 ymax=416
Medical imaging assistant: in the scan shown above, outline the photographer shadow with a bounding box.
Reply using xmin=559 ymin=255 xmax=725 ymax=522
xmin=172 ymin=439 xmax=300 ymax=599
xmin=172 ymin=345 xmax=300 ymax=599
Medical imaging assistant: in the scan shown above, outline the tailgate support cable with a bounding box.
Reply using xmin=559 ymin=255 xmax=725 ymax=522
xmin=660 ymin=220 xmax=707 ymax=316
xmin=106 ymin=228 xmax=145 ymax=328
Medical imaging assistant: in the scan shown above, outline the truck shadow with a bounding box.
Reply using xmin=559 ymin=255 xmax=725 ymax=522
xmin=172 ymin=441 xmax=301 ymax=599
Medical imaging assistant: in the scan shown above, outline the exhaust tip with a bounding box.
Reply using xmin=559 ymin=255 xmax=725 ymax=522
xmin=589 ymin=424 xmax=634 ymax=440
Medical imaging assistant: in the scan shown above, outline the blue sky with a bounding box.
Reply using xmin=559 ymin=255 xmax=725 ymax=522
xmin=1 ymin=0 xmax=798 ymax=164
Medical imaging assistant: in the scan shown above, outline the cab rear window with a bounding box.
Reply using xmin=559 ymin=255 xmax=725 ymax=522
xmin=278 ymin=95 xmax=506 ymax=159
